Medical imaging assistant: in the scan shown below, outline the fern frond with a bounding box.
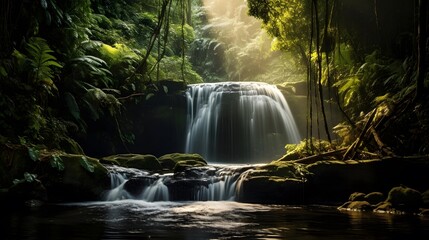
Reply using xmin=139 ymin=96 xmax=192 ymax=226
xmin=26 ymin=37 xmax=62 ymax=94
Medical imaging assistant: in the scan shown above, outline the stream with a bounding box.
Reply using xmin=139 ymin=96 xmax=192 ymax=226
xmin=2 ymin=200 xmax=429 ymax=240
xmin=3 ymin=163 xmax=429 ymax=240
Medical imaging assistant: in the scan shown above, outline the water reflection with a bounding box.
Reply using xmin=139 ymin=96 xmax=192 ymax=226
xmin=2 ymin=201 xmax=429 ymax=240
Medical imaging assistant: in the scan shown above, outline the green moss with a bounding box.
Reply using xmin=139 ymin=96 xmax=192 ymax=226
xmin=282 ymin=138 xmax=336 ymax=160
xmin=41 ymin=153 xmax=110 ymax=201
xmin=126 ymin=155 xmax=161 ymax=171
xmin=102 ymin=154 xmax=162 ymax=171
xmin=159 ymin=153 xmax=207 ymax=171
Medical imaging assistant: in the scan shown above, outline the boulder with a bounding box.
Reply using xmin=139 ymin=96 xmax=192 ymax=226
xmin=338 ymin=201 xmax=373 ymax=211
xmin=0 ymin=143 xmax=110 ymax=202
xmin=158 ymin=153 xmax=207 ymax=172
xmin=374 ymin=202 xmax=395 ymax=213
xmin=102 ymin=154 xmax=162 ymax=172
xmin=364 ymin=192 xmax=384 ymax=205
xmin=385 ymin=185 xmax=422 ymax=212
xmin=174 ymin=160 xmax=207 ymax=173
xmin=236 ymin=171 xmax=305 ymax=204
xmin=349 ymin=192 xmax=366 ymax=201
xmin=123 ymin=176 xmax=158 ymax=196
xmin=45 ymin=154 xmax=110 ymax=202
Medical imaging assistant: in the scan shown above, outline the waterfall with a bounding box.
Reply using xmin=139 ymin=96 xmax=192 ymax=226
xmin=104 ymin=165 xmax=248 ymax=202
xmin=185 ymin=82 xmax=301 ymax=163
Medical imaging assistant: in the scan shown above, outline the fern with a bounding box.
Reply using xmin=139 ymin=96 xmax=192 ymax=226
xmin=68 ymin=55 xmax=112 ymax=87
xmin=26 ymin=37 xmax=62 ymax=94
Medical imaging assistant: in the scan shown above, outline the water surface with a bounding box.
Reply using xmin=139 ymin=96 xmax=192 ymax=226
xmin=2 ymin=200 xmax=429 ymax=239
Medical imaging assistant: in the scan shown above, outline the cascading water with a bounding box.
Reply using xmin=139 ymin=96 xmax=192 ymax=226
xmin=104 ymin=165 xmax=251 ymax=202
xmin=185 ymin=82 xmax=301 ymax=163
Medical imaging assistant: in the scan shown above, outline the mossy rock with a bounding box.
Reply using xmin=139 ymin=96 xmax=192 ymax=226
xmin=173 ymin=160 xmax=207 ymax=173
xmin=261 ymin=161 xmax=309 ymax=179
xmin=0 ymin=144 xmax=110 ymax=202
xmin=349 ymin=192 xmax=366 ymax=201
xmin=339 ymin=201 xmax=373 ymax=211
xmin=374 ymin=202 xmax=394 ymax=213
xmin=45 ymin=154 xmax=110 ymax=201
xmin=159 ymin=153 xmax=207 ymax=171
xmin=364 ymin=192 xmax=384 ymax=205
xmin=102 ymin=154 xmax=162 ymax=171
xmin=386 ymin=185 xmax=422 ymax=211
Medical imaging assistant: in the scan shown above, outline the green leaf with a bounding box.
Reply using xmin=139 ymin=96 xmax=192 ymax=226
xmin=24 ymin=172 xmax=37 ymax=183
xmin=145 ymin=93 xmax=155 ymax=101
xmin=0 ymin=65 xmax=7 ymax=77
xmin=28 ymin=147 xmax=40 ymax=161
xmin=163 ymin=85 xmax=168 ymax=94
xmin=50 ymin=155 xmax=65 ymax=171
xmin=64 ymin=92 xmax=81 ymax=120
xmin=80 ymin=156 xmax=94 ymax=173
xmin=13 ymin=179 xmax=23 ymax=185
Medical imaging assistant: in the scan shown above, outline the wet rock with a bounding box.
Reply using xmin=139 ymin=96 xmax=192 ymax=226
xmin=166 ymin=178 xmax=212 ymax=201
xmin=374 ymin=202 xmax=395 ymax=213
xmin=349 ymin=192 xmax=366 ymax=201
xmin=174 ymin=166 xmax=217 ymax=179
xmin=338 ymin=201 xmax=373 ymax=211
xmin=385 ymin=185 xmax=422 ymax=212
xmin=174 ymin=160 xmax=207 ymax=173
xmin=123 ymin=176 xmax=158 ymax=196
xmin=158 ymin=153 xmax=207 ymax=172
xmin=364 ymin=192 xmax=384 ymax=205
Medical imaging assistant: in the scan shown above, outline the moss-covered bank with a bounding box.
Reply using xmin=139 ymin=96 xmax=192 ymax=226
xmin=237 ymin=157 xmax=429 ymax=207
xmin=0 ymin=144 xmax=110 ymax=205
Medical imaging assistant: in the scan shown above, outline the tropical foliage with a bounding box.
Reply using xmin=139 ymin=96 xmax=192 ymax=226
xmin=0 ymin=0 xmax=202 ymax=150
xmin=247 ymin=0 xmax=428 ymax=156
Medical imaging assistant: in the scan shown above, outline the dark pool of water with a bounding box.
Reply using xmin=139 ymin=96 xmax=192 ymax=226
xmin=2 ymin=200 xmax=429 ymax=240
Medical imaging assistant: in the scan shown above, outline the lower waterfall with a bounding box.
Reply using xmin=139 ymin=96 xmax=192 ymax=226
xmin=185 ymin=82 xmax=301 ymax=163
xmin=105 ymin=165 xmax=250 ymax=202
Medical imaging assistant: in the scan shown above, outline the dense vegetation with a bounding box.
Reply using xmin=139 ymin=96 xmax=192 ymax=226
xmin=0 ymin=0 xmax=201 ymax=151
xmin=248 ymin=0 xmax=429 ymax=158
xmin=0 ymin=0 xmax=428 ymax=159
